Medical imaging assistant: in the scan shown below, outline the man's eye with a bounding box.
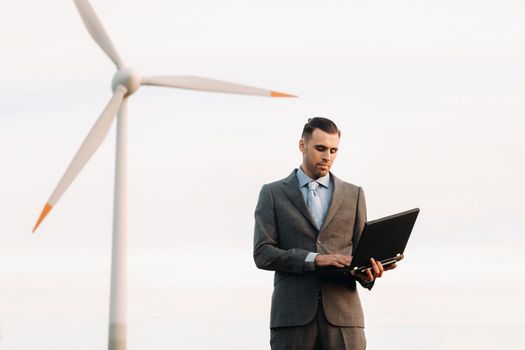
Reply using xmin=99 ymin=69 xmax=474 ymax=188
xmin=316 ymin=146 xmax=327 ymax=151
xmin=330 ymin=149 xmax=338 ymax=154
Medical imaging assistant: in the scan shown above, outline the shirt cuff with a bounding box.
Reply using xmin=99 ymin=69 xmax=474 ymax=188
xmin=304 ymin=252 xmax=320 ymax=271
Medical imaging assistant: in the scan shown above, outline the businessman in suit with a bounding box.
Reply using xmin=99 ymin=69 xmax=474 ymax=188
xmin=253 ymin=117 xmax=396 ymax=349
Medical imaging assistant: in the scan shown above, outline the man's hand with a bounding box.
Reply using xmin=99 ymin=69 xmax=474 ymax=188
xmin=315 ymin=254 xmax=352 ymax=268
xmin=352 ymin=258 xmax=397 ymax=283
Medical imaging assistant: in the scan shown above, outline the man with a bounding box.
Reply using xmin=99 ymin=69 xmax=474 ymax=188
xmin=253 ymin=117 xmax=395 ymax=350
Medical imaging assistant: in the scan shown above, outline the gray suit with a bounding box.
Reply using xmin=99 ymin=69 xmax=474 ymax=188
xmin=253 ymin=169 xmax=371 ymax=330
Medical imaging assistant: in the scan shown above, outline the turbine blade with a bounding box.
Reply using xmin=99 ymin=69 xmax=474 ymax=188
xmin=73 ymin=0 xmax=124 ymax=68
xmin=32 ymin=86 xmax=127 ymax=233
xmin=141 ymin=75 xmax=296 ymax=97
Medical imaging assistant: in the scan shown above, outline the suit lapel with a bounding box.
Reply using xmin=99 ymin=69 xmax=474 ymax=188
xmin=281 ymin=170 xmax=319 ymax=230
xmin=320 ymin=174 xmax=345 ymax=232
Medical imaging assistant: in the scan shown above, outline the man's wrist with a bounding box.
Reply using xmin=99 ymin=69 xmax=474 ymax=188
xmin=305 ymin=252 xmax=320 ymax=271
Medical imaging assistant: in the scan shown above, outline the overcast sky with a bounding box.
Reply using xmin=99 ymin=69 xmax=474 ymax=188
xmin=1 ymin=1 xmax=525 ymax=349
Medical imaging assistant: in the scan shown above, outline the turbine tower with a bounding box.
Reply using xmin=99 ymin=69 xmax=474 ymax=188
xmin=32 ymin=1 xmax=295 ymax=349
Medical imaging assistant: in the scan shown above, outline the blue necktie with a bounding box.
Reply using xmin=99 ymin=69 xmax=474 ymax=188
xmin=307 ymin=181 xmax=323 ymax=229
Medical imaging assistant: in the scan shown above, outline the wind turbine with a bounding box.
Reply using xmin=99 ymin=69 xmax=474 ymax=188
xmin=32 ymin=0 xmax=295 ymax=349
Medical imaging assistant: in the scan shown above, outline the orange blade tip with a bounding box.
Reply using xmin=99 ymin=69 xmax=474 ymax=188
xmin=32 ymin=203 xmax=53 ymax=233
xmin=271 ymin=91 xmax=297 ymax=98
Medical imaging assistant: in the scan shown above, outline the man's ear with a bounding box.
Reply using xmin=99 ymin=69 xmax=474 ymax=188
xmin=299 ymin=138 xmax=305 ymax=153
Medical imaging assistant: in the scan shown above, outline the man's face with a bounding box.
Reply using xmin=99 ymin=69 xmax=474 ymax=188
xmin=299 ymin=128 xmax=340 ymax=179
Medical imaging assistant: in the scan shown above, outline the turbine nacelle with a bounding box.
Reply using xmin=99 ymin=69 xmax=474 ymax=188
xmin=112 ymin=67 xmax=141 ymax=96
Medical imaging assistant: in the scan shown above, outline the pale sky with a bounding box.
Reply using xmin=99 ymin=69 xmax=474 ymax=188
xmin=1 ymin=1 xmax=525 ymax=349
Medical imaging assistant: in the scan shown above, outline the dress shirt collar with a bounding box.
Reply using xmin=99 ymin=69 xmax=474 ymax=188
xmin=296 ymin=166 xmax=331 ymax=189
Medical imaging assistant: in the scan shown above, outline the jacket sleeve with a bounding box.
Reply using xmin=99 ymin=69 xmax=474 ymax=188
xmin=253 ymin=184 xmax=310 ymax=274
xmin=352 ymin=187 xmax=375 ymax=290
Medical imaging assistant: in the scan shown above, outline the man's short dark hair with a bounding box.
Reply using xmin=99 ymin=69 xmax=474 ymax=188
xmin=301 ymin=117 xmax=341 ymax=139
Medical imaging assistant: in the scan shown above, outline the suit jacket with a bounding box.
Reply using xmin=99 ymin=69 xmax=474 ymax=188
xmin=253 ymin=169 xmax=370 ymax=328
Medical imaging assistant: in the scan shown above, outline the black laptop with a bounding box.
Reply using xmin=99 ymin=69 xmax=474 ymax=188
xmin=350 ymin=208 xmax=420 ymax=273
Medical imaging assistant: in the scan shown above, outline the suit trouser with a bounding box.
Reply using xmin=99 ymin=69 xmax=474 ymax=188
xmin=270 ymin=300 xmax=366 ymax=350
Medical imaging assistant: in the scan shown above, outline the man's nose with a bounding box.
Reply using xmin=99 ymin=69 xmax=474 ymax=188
xmin=322 ymin=150 xmax=331 ymax=161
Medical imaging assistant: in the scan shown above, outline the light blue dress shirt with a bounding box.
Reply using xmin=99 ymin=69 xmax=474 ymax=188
xmin=296 ymin=167 xmax=333 ymax=271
